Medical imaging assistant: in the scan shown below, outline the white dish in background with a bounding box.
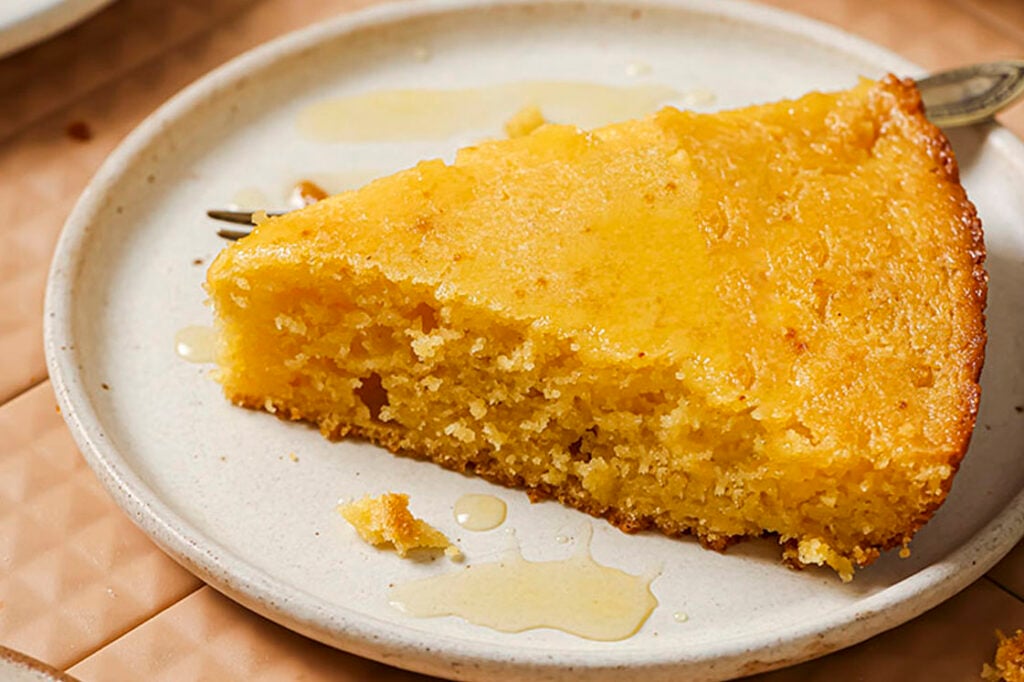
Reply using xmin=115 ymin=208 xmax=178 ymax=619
xmin=0 ymin=0 xmax=113 ymax=58
xmin=0 ymin=646 xmax=78 ymax=682
xmin=43 ymin=1 xmax=1024 ymax=680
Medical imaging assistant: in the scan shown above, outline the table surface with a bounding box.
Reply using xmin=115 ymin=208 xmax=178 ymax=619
xmin=2 ymin=0 xmax=1023 ymax=679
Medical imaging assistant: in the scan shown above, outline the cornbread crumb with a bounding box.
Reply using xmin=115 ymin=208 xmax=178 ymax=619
xmin=339 ymin=493 xmax=456 ymax=558
xmin=504 ymin=105 xmax=546 ymax=138
xmin=983 ymin=630 xmax=1024 ymax=681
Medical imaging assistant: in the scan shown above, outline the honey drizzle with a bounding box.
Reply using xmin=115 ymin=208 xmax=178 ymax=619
xmin=298 ymin=81 xmax=682 ymax=142
xmin=389 ymin=526 xmax=659 ymax=641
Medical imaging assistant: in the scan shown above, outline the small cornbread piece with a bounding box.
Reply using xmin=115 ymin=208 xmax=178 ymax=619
xmin=339 ymin=493 xmax=459 ymax=558
xmin=209 ymin=76 xmax=985 ymax=580
xmin=983 ymin=630 xmax=1024 ymax=682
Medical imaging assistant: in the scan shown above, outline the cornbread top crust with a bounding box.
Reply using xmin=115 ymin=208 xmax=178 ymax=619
xmin=210 ymin=77 xmax=985 ymax=576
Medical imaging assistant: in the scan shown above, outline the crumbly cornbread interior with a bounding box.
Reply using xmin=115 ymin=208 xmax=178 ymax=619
xmin=207 ymin=76 xmax=985 ymax=580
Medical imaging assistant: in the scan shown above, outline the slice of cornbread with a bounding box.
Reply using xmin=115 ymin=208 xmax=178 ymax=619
xmin=207 ymin=76 xmax=986 ymax=580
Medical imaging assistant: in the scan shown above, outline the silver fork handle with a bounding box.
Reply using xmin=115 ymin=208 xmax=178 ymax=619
xmin=917 ymin=60 xmax=1024 ymax=128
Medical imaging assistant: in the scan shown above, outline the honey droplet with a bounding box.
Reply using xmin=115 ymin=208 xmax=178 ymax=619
xmin=453 ymin=494 xmax=506 ymax=531
xmin=175 ymin=326 xmax=216 ymax=363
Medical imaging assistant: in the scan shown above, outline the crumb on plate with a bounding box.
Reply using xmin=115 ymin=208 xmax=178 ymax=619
xmin=339 ymin=492 xmax=460 ymax=559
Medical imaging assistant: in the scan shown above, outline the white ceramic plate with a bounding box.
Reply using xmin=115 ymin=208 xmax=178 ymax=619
xmin=44 ymin=1 xmax=1024 ymax=680
xmin=0 ymin=0 xmax=113 ymax=58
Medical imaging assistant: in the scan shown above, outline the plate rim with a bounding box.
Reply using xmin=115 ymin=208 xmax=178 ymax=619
xmin=42 ymin=0 xmax=1024 ymax=679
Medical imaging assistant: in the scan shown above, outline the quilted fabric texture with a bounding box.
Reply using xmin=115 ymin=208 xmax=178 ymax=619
xmin=0 ymin=385 xmax=201 ymax=667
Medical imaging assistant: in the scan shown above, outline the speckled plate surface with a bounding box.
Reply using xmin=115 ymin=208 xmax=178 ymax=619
xmin=44 ymin=1 xmax=1024 ymax=680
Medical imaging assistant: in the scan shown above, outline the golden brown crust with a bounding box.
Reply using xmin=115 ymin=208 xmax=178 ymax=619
xmin=233 ymin=392 xmax=746 ymax=551
xmin=875 ymin=76 xmax=988 ymax=555
xmin=343 ymin=420 xmax=744 ymax=550
xmin=235 ymin=394 xmax=829 ymax=562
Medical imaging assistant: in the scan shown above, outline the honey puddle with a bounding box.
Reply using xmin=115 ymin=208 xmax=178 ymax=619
xmin=389 ymin=527 xmax=659 ymax=641
xmin=298 ymin=81 xmax=682 ymax=142
xmin=453 ymin=494 xmax=506 ymax=531
xmin=174 ymin=326 xmax=216 ymax=363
